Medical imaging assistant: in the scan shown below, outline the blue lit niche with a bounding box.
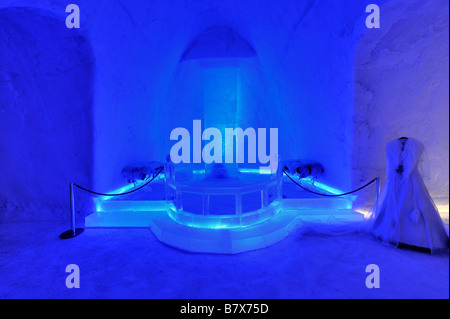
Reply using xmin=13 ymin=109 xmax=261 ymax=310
xmin=179 ymin=26 xmax=258 ymax=177
xmin=161 ymin=26 xmax=286 ymax=228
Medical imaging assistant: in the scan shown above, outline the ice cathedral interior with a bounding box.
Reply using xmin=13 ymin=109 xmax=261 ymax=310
xmin=0 ymin=0 xmax=448 ymax=299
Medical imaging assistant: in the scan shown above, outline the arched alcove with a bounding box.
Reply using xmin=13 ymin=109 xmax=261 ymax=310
xmin=181 ymin=25 xmax=256 ymax=61
xmin=159 ymin=26 xmax=281 ymax=173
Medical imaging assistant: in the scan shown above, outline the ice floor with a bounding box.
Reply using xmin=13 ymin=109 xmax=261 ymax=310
xmin=0 ymin=218 xmax=448 ymax=299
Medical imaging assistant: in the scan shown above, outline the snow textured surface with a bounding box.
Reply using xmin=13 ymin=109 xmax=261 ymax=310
xmin=353 ymin=0 xmax=449 ymax=212
xmin=0 ymin=220 xmax=448 ymax=299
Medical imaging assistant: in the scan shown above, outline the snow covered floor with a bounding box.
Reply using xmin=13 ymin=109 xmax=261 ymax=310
xmin=0 ymin=219 xmax=448 ymax=299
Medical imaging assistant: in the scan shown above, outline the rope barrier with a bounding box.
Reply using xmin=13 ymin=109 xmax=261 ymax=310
xmin=73 ymin=166 xmax=165 ymax=196
xmin=60 ymin=165 xmax=165 ymax=238
xmin=282 ymin=169 xmax=377 ymax=197
xmin=61 ymin=165 xmax=378 ymax=238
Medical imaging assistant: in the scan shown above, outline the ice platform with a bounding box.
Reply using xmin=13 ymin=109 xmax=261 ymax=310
xmin=84 ymin=172 xmax=364 ymax=253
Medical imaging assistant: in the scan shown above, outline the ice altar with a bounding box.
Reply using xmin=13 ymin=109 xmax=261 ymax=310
xmin=165 ymin=162 xmax=282 ymax=229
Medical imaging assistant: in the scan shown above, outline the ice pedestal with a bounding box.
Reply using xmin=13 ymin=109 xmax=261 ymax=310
xmin=149 ymin=209 xmax=297 ymax=254
xmin=164 ymin=163 xmax=283 ymax=229
xmin=149 ymin=163 xmax=295 ymax=253
xmin=85 ymin=164 xmax=362 ymax=253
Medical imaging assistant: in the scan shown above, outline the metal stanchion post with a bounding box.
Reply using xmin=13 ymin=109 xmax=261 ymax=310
xmin=60 ymin=183 xmax=85 ymax=239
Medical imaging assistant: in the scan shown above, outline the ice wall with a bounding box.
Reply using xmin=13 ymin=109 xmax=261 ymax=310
xmin=352 ymin=0 xmax=449 ymax=212
xmin=0 ymin=6 xmax=95 ymax=221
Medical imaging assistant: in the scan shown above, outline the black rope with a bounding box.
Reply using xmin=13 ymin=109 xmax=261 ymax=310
xmin=73 ymin=166 xmax=165 ymax=196
xmin=72 ymin=165 xmax=374 ymax=198
xmin=283 ymin=169 xmax=377 ymax=197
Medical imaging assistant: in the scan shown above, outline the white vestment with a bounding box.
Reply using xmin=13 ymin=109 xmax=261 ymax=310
xmin=365 ymin=137 xmax=449 ymax=252
xmin=286 ymin=137 xmax=449 ymax=253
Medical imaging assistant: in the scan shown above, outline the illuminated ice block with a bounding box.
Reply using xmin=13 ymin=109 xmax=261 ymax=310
xmin=165 ymin=162 xmax=283 ymax=229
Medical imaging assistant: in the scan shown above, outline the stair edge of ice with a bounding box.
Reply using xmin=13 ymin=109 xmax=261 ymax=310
xmin=86 ymin=200 xmax=361 ymax=228
xmin=94 ymin=197 xmax=354 ymax=212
